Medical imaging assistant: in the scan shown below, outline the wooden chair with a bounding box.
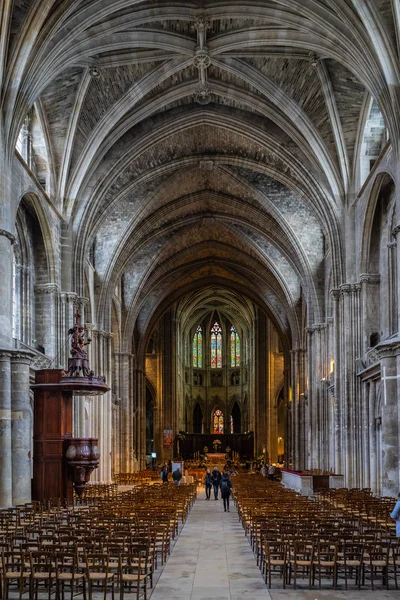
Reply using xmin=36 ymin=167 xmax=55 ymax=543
xmin=362 ymin=542 xmax=390 ymax=590
xmin=29 ymin=550 xmax=56 ymax=600
xmin=84 ymin=552 xmax=114 ymax=600
xmin=288 ymin=541 xmax=314 ymax=589
xmin=54 ymin=549 xmax=86 ymax=600
xmin=119 ymin=545 xmax=151 ymax=600
xmin=1 ymin=549 xmax=30 ymax=600
xmin=264 ymin=540 xmax=287 ymax=588
xmin=313 ymin=540 xmax=337 ymax=589
xmin=336 ymin=541 xmax=363 ymax=589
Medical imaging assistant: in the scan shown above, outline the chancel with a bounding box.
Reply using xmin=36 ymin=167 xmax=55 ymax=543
xmin=1 ymin=1 xmax=400 ymax=596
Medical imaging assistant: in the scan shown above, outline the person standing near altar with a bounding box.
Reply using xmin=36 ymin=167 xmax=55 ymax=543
xmin=212 ymin=466 xmax=222 ymax=500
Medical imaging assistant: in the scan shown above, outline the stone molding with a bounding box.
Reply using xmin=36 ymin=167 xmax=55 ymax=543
xmin=0 ymin=229 xmax=16 ymax=244
xmin=375 ymin=338 xmax=400 ymax=359
xmin=34 ymin=283 xmax=58 ymax=295
xmin=339 ymin=283 xmax=362 ymax=294
xmin=10 ymin=350 xmax=36 ymax=365
xmin=0 ymin=348 xmax=35 ymax=364
xmin=360 ymin=273 xmax=381 ymax=284
xmin=77 ymin=296 xmax=89 ymax=307
xmin=60 ymin=292 xmax=77 ymax=303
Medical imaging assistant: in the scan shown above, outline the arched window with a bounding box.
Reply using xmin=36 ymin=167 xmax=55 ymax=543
xmin=192 ymin=325 xmax=203 ymax=368
xmin=230 ymin=325 xmax=240 ymax=367
xmin=230 ymin=414 xmax=234 ymax=434
xmin=211 ymin=322 xmax=222 ymax=368
xmin=213 ymin=409 xmax=224 ymax=433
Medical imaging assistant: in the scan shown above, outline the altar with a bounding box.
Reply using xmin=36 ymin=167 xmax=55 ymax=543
xmin=175 ymin=432 xmax=254 ymax=459
xmin=281 ymin=469 xmax=344 ymax=496
xmin=206 ymin=453 xmax=226 ymax=467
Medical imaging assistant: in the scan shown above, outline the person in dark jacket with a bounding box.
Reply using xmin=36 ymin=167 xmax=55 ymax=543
xmin=160 ymin=465 xmax=169 ymax=483
xmin=172 ymin=467 xmax=182 ymax=486
xmin=212 ymin=467 xmax=222 ymax=500
xmin=204 ymin=469 xmax=212 ymax=500
xmin=220 ymin=471 xmax=232 ymax=512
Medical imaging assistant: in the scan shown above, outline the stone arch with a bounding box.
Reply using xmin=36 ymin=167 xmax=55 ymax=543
xmin=361 ymin=172 xmax=396 ymax=346
xmin=13 ymin=193 xmax=55 ymax=355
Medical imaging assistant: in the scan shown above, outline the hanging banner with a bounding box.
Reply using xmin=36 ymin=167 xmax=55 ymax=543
xmin=163 ymin=429 xmax=173 ymax=447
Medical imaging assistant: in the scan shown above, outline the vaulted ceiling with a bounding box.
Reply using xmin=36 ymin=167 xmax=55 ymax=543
xmin=2 ymin=0 xmax=398 ymax=350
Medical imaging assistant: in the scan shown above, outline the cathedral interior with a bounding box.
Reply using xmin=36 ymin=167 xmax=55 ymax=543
xmin=1 ymin=0 xmax=400 ymax=508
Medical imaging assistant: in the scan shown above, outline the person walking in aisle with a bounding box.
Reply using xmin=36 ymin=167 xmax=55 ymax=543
xmin=160 ymin=464 xmax=169 ymax=483
xmin=220 ymin=471 xmax=232 ymax=512
xmin=172 ymin=467 xmax=182 ymax=486
xmin=267 ymin=464 xmax=275 ymax=481
xmin=204 ymin=469 xmax=213 ymax=500
xmin=212 ymin=466 xmax=222 ymax=500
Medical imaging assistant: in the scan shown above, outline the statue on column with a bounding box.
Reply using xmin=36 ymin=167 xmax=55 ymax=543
xmin=65 ymin=310 xmax=92 ymax=377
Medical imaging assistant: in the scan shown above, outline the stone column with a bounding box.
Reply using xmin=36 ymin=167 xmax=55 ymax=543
xmin=0 ymin=230 xmax=14 ymax=347
xmin=331 ymin=289 xmax=341 ymax=474
xmin=34 ymin=284 xmax=58 ymax=359
xmin=369 ymin=379 xmax=377 ymax=494
xmin=59 ymin=293 xmax=77 ymax=368
xmin=340 ymin=284 xmax=352 ymax=485
xmin=306 ymin=327 xmax=314 ymax=469
xmin=376 ymin=341 xmax=400 ymax=496
xmin=11 ymin=350 xmax=34 ymax=505
xmin=0 ymin=351 xmax=12 ymax=506
xmin=116 ymin=352 xmax=133 ymax=472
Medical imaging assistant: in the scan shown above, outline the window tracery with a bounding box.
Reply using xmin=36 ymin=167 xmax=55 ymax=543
xmin=211 ymin=322 xmax=222 ymax=368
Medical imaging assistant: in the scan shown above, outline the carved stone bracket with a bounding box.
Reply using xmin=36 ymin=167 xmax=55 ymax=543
xmin=0 ymin=229 xmax=16 ymax=244
xmin=360 ymin=273 xmax=380 ymax=285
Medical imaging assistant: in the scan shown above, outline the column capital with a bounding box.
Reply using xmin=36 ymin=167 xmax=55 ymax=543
xmin=331 ymin=288 xmax=340 ymax=300
xmin=34 ymin=283 xmax=58 ymax=295
xmin=360 ymin=273 xmax=380 ymax=285
xmin=0 ymin=229 xmax=15 ymax=244
xmin=10 ymin=349 xmax=35 ymax=365
xmin=60 ymin=292 xmax=77 ymax=303
xmin=77 ymin=296 xmax=89 ymax=307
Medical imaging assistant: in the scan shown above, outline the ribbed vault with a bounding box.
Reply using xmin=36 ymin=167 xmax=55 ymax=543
xmin=2 ymin=0 xmax=398 ymax=359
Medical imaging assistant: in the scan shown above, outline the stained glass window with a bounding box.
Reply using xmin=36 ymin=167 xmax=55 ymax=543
xmin=230 ymin=414 xmax=234 ymax=434
xmin=230 ymin=326 xmax=240 ymax=367
xmin=211 ymin=322 xmax=222 ymax=368
xmin=213 ymin=409 xmax=224 ymax=433
xmin=192 ymin=326 xmax=203 ymax=368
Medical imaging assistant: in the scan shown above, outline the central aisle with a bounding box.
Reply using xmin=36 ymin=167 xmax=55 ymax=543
xmin=150 ymin=488 xmax=271 ymax=600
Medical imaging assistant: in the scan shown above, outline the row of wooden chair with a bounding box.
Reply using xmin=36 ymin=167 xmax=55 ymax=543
xmin=0 ymin=480 xmax=197 ymax=599
xmin=232 ymin=474 xmax=399 ymax=590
